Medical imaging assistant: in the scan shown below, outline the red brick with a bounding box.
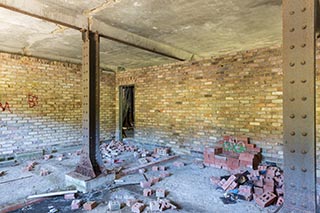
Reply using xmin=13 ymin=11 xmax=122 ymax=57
xmin=143 ymin=188 xmax=153 ymax=196
xmin=254 ymin=186 xmax=264 ymax=195
xmin=71 ymin=199 xmax=82 ymax=210
xmin=255 ymin=192 xmax=277 ymax=207
xmin=64 ymin=193 xmax=76 ymax=200
xmin=140 ymin=180 xmax=152 ymax=188
xmin=276 ymin=196 xmax=284 ymax=206
xmin=131 ymin=202 xmax=145 ymax=213
xmin=83 ymin=201 xmax=98 ymax=211
xmin=222 ymin=175 xmax=237 ymax=191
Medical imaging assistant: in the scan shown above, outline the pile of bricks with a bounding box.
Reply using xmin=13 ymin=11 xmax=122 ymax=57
xmin=100 ymin=140 xmax=137 ymax=159
xmin=211 ymin=165 xmax=284 ymax=208
xmin=204 ymin=136 xmax=261 ymax=170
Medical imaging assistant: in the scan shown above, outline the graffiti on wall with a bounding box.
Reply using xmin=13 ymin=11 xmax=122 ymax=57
xmin=0 ymin=102 xmax=12 ymax=113
xmin=28 ymin=94 xmax=38 ymax=108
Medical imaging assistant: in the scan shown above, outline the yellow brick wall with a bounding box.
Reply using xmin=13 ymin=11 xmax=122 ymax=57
xmin=116 ymin=45 xmax=285 ymax=163
xmin=0 ymin=52 xmax=115 ymax=155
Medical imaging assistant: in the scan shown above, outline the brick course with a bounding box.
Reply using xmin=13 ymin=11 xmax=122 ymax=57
xmin=0 ymin=52 xmax=115 ymax=155
xmin=115 ymin=44 xmax=320 ymax=167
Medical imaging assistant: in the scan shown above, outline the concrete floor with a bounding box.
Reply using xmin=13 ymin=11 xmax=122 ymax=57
xmin=0 ymin=143 xmax=282 ymax=213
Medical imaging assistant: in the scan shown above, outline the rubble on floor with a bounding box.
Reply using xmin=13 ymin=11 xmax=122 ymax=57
xmin=210 ymin=164 xmax=284 ymax=208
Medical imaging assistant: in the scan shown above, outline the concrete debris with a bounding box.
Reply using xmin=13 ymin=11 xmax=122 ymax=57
xmin=108 ymin=200 xmax=121 ymax=211
xmin=154 ymin=147 xmax=170 ymax=156
xmin=83 ymin=201 xmax=98 ymax=210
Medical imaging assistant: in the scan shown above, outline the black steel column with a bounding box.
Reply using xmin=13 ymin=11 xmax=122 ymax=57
xmin=283 ymin=0 xmax=317 ymax=212
xmin=75 ymin=30 xmax=103 ymax=178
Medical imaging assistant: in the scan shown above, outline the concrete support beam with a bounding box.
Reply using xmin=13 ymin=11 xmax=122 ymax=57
xmin=91 ymin=18 xmax=200 ymax=61
xmin=0 ymin=0 xmax=200 ymax=61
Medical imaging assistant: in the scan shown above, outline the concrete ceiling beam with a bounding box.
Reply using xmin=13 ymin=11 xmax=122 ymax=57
xmin=0 ymin=0 xmax=201 ymax=61
xmin=90 ymin=18 xmax=201 ymax=61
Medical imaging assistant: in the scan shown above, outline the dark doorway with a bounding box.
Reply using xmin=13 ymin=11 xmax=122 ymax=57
xmin=119 ymin=85 xmax=135 ymax=139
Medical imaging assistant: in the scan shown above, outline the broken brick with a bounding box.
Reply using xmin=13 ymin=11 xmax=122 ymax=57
xmin=131 ymin=202 xmax=145 ymax=213
xmin=152 ymin=166 xmax=159 ymax=171
xmin=40 ymin=169 xmax=50 ymax=176
xmin=140 ymin=180 xmax=152 ymax=188
xmin=276 ymin=196 xmax=284 ymax=206
xmin=159 ymin=166 xmax=166 ymax=171
xmin=255 ymin=192 xmax=277 ymax=208
xmin=143 ymin=188 xmax=153 ymax=196
xmin=64 ymin=193 xmax=76 ymax=200
xmin=83 ymin=201 xmax=98 ymax=211
xmin=71 ymin=199 xmax=82 ymax=210
xmin=150 ymin=176 xmax=160 ymax=184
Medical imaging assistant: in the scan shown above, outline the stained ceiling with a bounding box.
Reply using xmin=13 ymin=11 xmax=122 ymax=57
xmin=0 ymin=0 xmax=282 ymax=70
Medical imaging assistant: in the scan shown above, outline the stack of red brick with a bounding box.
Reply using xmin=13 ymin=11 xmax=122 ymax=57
xmin=210 ymin=165 xmax=284 ymax=208
xmin=204 ymin=136 xmax=261 ymax=170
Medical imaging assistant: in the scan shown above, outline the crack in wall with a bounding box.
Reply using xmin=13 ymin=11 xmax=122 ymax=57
xmin=83 ymin=0 xmax=121 ymax=17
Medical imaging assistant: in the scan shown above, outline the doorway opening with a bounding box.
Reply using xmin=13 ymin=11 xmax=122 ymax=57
xmin=119 ymin=85 xmax=135 ymax=139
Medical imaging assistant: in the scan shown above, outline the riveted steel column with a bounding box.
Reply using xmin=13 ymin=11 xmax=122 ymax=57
xmin=283 ymin=0 xmax=317 ymax=212
xmin=75 ymin=30 xmax=103 ymax=178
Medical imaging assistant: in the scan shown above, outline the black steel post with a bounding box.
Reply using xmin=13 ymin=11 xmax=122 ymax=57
xmin=75 ymin=30 xmax=103 ymax=178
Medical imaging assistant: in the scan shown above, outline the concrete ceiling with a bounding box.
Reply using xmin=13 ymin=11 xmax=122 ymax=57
xmin=0 ymin=0 xmax=282 ymax=70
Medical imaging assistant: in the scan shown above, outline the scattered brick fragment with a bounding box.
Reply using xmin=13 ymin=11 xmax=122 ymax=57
xmin=152 ymin=166 xmax=159 ymax=171
xmin=64 ymin=193 xmax=76 ymax=200
xmin=71 ymin=199 xmax=82 ymax=210
xmin=222 ymin=175 xmax=237 ymax=191
xmin=40 ymin=169 xmax=50 ymax=176
xmin=143 ymin=188 xmax=153 ymax=196
xmin=140 ymin=180 xmax=152 ymax=188
xmin=131 ymin=202 xmax=145 ymax=213
xmin=276 ymin=196 xmax=284 ymax=206
xmin=126 ymin=199 xmax=137 ymax=207
xmin=83 ymin=201 xmax=98 ymax=210
xmin=150 ymin=176 xmax=160 ymax=184
xmin=159 ymin=166 xmax=166 ymax=171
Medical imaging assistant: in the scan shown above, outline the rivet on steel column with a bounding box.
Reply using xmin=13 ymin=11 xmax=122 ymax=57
xmin=282 ymin=0 xmax=317 ymax=212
